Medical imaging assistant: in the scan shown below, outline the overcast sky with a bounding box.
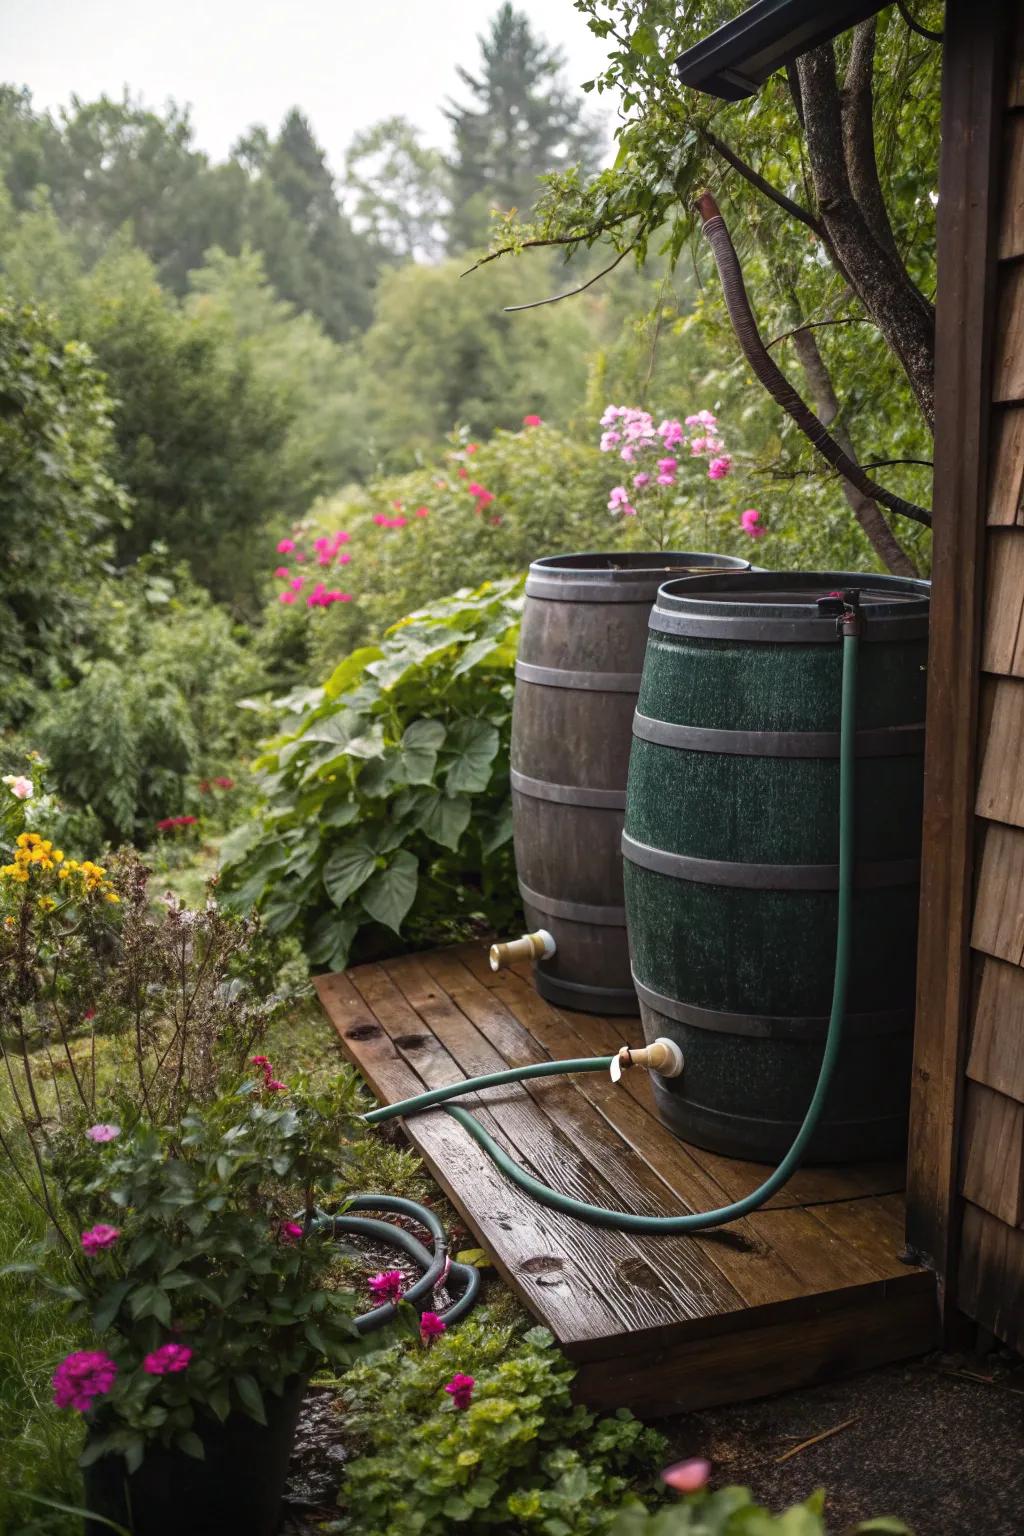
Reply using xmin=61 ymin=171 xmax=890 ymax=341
xmin=4 ymin=0 xmax=616 ymax=174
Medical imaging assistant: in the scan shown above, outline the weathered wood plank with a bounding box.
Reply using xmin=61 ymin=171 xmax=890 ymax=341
xmin=804 ymin=1196 xmax=914 ymax=1283
xmin=314 ymin=970 xmax=622 ymax=1344
xmin=986 ymin=405 xmax=1024 ymax=524
xmin=908 ymin=0 xmax=1008 ymax=1306
xmin=967 ymin=952 xmax=1024 ymax=1100
xmin=391 ymin=952 xmax=744 ymax=1328
xmin=999 ymin=115 xmax=1024 ymax=259
xmin=959 ymin=1202 xmax=1024 ymax=1356
xmin=970 ymin=820 xmax=1024 ymax=965
xmin=975 ymin=676 xmax=1024 ymax=825
xmin=993 ymin=263 xmax=1024 ymax=402
xmin=981 ymin=529 xmax=1024 ymax=675
xmin=1009 ymin=14 xmax=1024 ymax=108
xmin=362 ymin=955 xmax=739 ymax=1334
xmin=960 ymin=1081 xmax=1024 ymax=1225
xmin=571 ymin=1287 xmax=938 ymax=1419
xmin=423 ymin=951 xmax=820 ymax=1310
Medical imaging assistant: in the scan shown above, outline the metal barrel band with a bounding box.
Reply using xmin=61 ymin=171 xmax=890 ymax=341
xmin=518 ymin=879 xmax=628 ymax=927
xmin=632 ymin=974 xmax=912 ymax=1040
xmin=631 ymin=712 xmax=926 ymax=759
xmin=515 ymin=660 xmax=643 ymax=693
xmin=510 ymin=768 xmax=626 ymax=811
xmin=646 ymin=609 xmax=929 ymax=643
xmin=621 ymin=833 xmax=920 ymax=891
xmin=524 ymin=577 xmax=672 ymax=604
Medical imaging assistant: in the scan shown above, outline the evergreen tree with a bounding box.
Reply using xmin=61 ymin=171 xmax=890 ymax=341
xmin=444 ymin=4 xmax=604 ymax=253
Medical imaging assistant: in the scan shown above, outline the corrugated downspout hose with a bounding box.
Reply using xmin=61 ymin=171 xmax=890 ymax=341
xmin=362 ymin=613 xmax=861 ymax=1234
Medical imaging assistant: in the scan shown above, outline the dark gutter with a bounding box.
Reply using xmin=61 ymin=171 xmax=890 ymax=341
xmin=674 ymin=0 xmax=887 ymax=100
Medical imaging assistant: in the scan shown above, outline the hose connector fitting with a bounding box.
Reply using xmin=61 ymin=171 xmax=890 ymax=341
xmin=612 ymin=1037 xmax=685 ymax=1081
xmin=489 ymin=929 xmax=556 ymax=972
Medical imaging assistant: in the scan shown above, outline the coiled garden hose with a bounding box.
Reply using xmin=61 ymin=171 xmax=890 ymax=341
xmin=310 ymin=1194 xmax=481 ymax=1332
xmin=361 ymin=620 xmax=861 ymax=1236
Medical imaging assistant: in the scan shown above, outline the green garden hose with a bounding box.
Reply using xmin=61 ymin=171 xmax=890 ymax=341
xmin=364 ymin=621 xmax=861 ymax=1234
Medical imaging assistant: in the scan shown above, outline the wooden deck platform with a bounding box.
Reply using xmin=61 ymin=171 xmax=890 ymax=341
xmin=315 ymin=943 xmax=939 ymax=1417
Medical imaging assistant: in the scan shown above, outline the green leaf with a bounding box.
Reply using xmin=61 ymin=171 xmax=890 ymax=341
xmin=445 ymin=718 xmax=499 ymax=793
xmin=320 ymin=797 xmax=359 ymax=828
xmin=413 ymin=789 xmax=471 ymax=851
xmin=129 ymin=1283 xmax=171 ymax=1326
xmin=235 ymin=1373 xmax=267 ymax=1426
xmin=361 ymin=850 xmax=418 ymax=932
xmin=397 ymin=718 xmax=447 ymax=784
xmin=93 ymin=1278 xmax=133 ymax=1331
xmin=323 ymin=841 xmax=378 ymax=907
xmin=18 ymin=1493 xmax=130 ymax=1535
xmin=324 ymin=645 xmax=384 ymax=700
xmin=455 ymin=1248 xmax=492 ymax=1268
xmin=176 ymin=1430 xmax=205 ymax=1460
xmin=207 ymin=1383 xmax=231 ymax=1423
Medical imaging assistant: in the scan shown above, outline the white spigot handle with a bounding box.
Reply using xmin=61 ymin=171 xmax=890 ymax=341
xmin=611 ymin=1037 xmax=685 ymax=1080
xmin=489 ymin=929 xmax=556 ymax=971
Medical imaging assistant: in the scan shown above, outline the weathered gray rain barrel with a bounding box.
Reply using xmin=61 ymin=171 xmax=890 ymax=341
xmin=511 ymin=551 xmax=751 ymax=1014
xmin=622 ymin=571 xmax=930 ymax=1161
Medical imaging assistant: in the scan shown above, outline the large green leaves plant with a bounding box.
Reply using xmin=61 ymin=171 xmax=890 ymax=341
xmin=219 ymin=579 xmax=524 ymax=970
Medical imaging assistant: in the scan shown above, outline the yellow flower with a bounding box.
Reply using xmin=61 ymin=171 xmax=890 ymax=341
xmin=37 ymin=896 xmax=56 ymax=913
xmin=3 ymin=915 xmax=15 ymax=930
xmin=58 ymin=867 xmax=70 ymax=880
xmin=53 ymin=850 xmax=64 ymax=862
xmin=104 ymin=891 xmax=120 ymax=904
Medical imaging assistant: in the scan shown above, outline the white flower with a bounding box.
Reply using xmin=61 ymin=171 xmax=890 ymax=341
xmin=2 ymin=775 xmax=33 ymax=800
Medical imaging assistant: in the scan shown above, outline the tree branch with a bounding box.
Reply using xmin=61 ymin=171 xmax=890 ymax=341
xmin=460 ymin=217 xmax=633 ymax=277
xmin=696 ymin=191 xmax=931 ymax=528
xmin=767 ymin=316 xmax=875 ymax=350
xmin=843 ymin=21 xmax=901 ymax=265
xmin=502 ymin=245 xmax=634 ymax=310
xmin=703 ymin=129 xmax=825 ymax=238
xmin=796 ymin=43 xmax=935 ymax=430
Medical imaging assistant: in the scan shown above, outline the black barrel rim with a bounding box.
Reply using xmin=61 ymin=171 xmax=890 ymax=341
xmin=649 ymin=570 xmax=930 ymax=641
xmin=525 ymin=550 xmax=750 ymax=603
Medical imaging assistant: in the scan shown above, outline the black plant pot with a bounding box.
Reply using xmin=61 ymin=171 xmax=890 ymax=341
xmin=81 ymin=1378 xmax=307 ymax=1536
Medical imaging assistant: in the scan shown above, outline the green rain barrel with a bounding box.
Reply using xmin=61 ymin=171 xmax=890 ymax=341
xmin=511 ymin=551 xmax=751 ymax=1015
xmin=622 ymin=571 xmax=930 ymax=1163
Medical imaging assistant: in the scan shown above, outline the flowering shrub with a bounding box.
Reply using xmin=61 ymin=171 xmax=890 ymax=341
xmin=329 ymin=1316 xmax=666 ymax=1534
xmin=220 ymin=579 xmax=523 ymax=970
xmin=600 ymin=405 xmax=762 ymax=547
xmin=274 ymin=527 xmax=354 ymax=608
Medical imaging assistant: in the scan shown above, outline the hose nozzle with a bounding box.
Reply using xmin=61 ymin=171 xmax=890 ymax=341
xmin=489 ymin=929 xmax=556 ymax=972
xmin=610 ymin=1037 xmax=685 ymax=1083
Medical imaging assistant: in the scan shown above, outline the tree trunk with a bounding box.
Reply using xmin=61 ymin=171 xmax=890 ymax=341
xmin=789 ymin=324 xmax=919 ymax=576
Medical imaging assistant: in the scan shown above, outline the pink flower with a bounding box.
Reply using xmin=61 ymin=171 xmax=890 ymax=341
xmin=600 ymin=403 xmax=626 ymax=427
xmin=390 ymin=516 xmax=408 ymax=527
xmin=276 ymin=539 xmax=295 ymax=554
xmin=213 ymin=776 xmax=234 ymax=790
xmin=740 ymin=508 xmax=766 ymax=539
xmin=373 ymin=513 xmax=388 ymax=526
xmin=444 ymin=1373 xmax=475 ymax=1409
xmin=143 ymin=1343 xmax=193 ymax=1376
xmin=600 ymin=430 xmax=621 ymax=451
xmin=367 ymin=1269 xmax=403 ymax=1304
xmin=266 ymin=1078 xmax=288 ymax=1092
xmin=608 ymin=486 xmax=633 ymax=514
xmin=391 ymin=500 xmax=404 ymax=511
xmin=707 ymin=456 xmax=732 ymax=480
xmin=5 ymin=776 xmax=32 ymax=800
xmin=632 ymin=472 xmax=650 ymax=489
xmin=81 ymin=1224 xmax=121 ymax=1254
xmin=522 ymin=414 xmax=542 ymax=427
xmin=279 ymin=591 xmax=296 ymax=605
xmin=662 ymin=1458 xmax=712 ymax=1493
xmin=336 ymin=531 xmax=351 ymax=543
xmin=419 ymin=1311 xmax=447 ymax=1344
xmin=657 ymin=458 xmax=677 ymax=475
xmin=689 ymin=437 xmax=707 ymax=456
xmin=250 ymin=1056 xmax=271 ymax=1069
xmin=83 ymin=1008 xmax=96 ymax=1021
xmin=290 ymin=576 xmax=304 ymax=591
xmin=705 ymin=435 xmax=724 ymax=453
xmin=657 ymin=472 xmax=675 ymax=486
xmin=466 ymin=482 xmax=484 ymax=496
xmin=457 ymin=467 xmax=468 ymax=478
xmin=338 ymin=551 xmax=352 ymax=563
xmin=685 ymin=411 xmax=717 ymax=428
xmin=295 ymin=551 xmax=306 ymax=562
xmin=658 ymin=418 xmax=684 ymax=449
xmin=619 ymin=443 xmax=636 ymax=463
xmin=279 ymin=1221 xmax=304 ymax=1244
xmin=274 ymin=566 xmax=290 ymax=580
xmin=465 ymin=443 xmax=478 ymax=455
xmin=52 ymin=1351 xmax=118 ymax=1411
xmin=86 ymin=1124 xmax=120 ymax=1143
xmin=415 ymin=506 xmax=430 ymax=518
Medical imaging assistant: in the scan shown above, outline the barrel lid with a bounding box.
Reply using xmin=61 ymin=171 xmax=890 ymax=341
xmin=525 ymin=551 xmax=750 ymax=604
xmin=650 ymin=571 xmax=930 ymax=642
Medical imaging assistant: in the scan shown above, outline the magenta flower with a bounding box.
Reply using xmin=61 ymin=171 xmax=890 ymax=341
xmin=373 ymin=513 xmax=388 ymax=526
xmin=274 ymin=566 xmax=290 ymax=580
xmin=657 ymin=458 xmax=677 ymax=475
xmin=266 ymin=1078 xmax=288 ymax=1092
xmin=250 ymin=1055 xmax=271 ymax=1070
xmin=415 ymin=506 xmax=430 ymax=519
xmin=367 ymin=1269 xmax=403 ymax=1304
xmin=290 ymin=576 xmax=304 ymax=591
xmin=276 ymin=539 xmax=295 ymax=554
xmin=658 ymin=418 xmax=684 ymax=449
xmin=662 ymin=1457 xmax=712 ymax=1493
xmin=444 ymin=1372 xmax=475 ymax=1409
xmin=86 ymin=1124 xmax=120 ymax=1143
xmin=707 ymin=456 xmax=732 ymax=480
xmin=608 ymin=486 xmax=635 ymax=516
xmin=656 ymin=472 xmax=676 ymax=486
xmin=419 ymin=1310 xmax=446 ymax=1344
xmin=632 ymin=472 xmax=650 ymax=489
xmin=52 ymin=1350 xmax=118 ymax=1411
xmin=81 ymin=1224 xmax=121 ymax=1254
xmin=143 ymin=1343 xmax=193 ymax=1376
xmin=279 ymin=1221 xmax=304 ymax=1244
xmin=523 ymin=414 xmax=542 ymax=427
xmin=280 ymin=591 xmax=296 ymax=605
xmin=740 ymin=508 xmax=766 ymax=539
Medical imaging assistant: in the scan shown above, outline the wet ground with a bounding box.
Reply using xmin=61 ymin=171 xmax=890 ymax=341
xmin=662 ymin=1352 xmax=1024 ymax=1535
